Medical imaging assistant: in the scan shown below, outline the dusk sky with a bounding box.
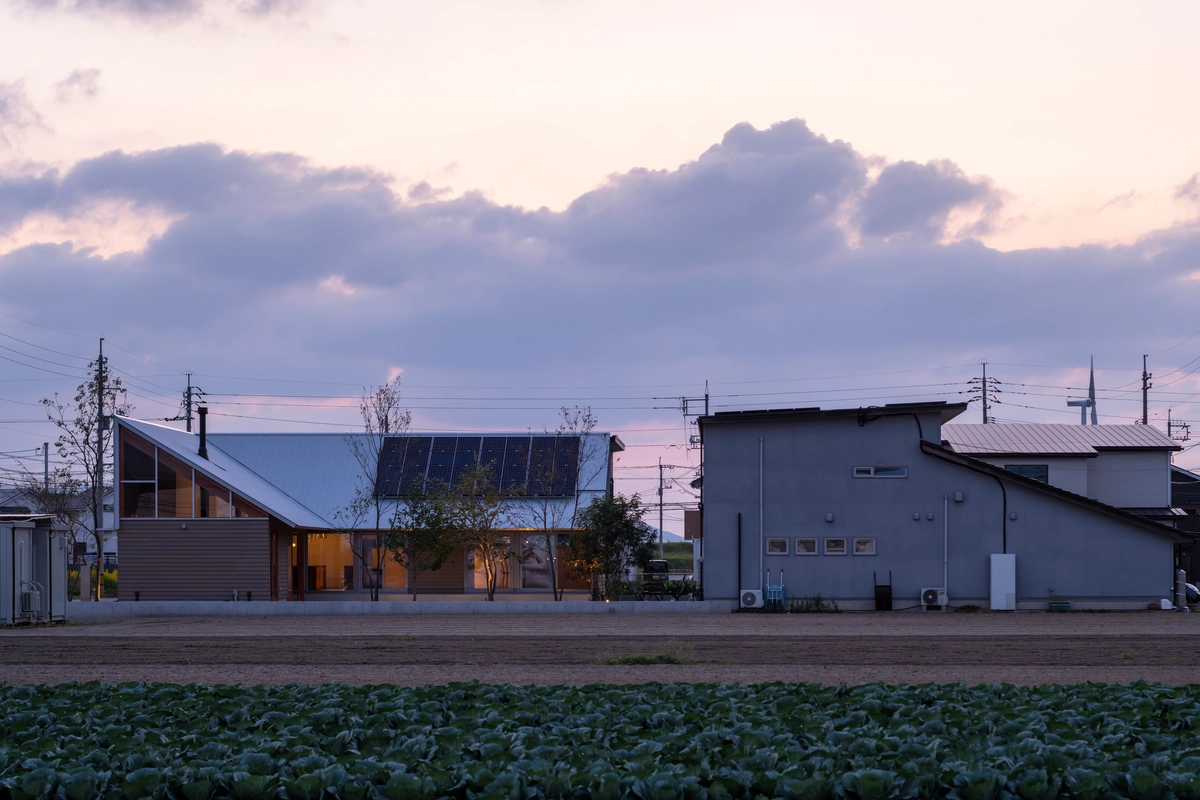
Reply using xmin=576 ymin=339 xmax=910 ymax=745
xmin=2 ymin=0 xmax=1199 ymax=530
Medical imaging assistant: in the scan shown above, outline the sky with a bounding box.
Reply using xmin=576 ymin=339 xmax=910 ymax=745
xmin=1 ymin=0 xmax=1199 ymax=529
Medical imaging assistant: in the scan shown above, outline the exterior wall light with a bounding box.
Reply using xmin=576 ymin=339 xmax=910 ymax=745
xmin=926 ymin=512 xmax=935 ymax=521
xmin=1009 ymin=511 xmax=1018 ymax=520
xmin=953 ymin=491 xmax=964 ymax=502
xmin=912 ymin=512 xmax=921 ymax=521
xmin=825 ymin=513 xmax=834 ymax=523
xmin=180 ymin=523 xmax=187 ymax=530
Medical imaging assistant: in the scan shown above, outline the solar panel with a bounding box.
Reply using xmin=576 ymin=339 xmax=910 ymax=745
xmin=500 ymin=436 xmax=530 ymax=492
xmin=375 ymin=433 xmax=582 ymax=497
xmin=551 ymin=436 xmax=580 ymax=496
xmin=480 ymin=436 xmax=507 ymax=485
xmin=425 ymin=437 xmax=458 ymax=488
xmin=375 ymin=436 xmax=432 ymax=496
xmin=450 ymin=436 xmax=482 ymax=486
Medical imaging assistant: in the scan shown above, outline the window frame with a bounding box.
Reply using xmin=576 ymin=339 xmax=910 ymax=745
xmin=852 ymin=537 xmax=877 ymax=556
xmin=765 ymin=537 xmax=789 ymax=555
xmin=794 ymin=537 xmax=818 ymax=556
xmin=853 ymin=466 xmax=908 ymax=479
xmin=824 ymin=537 xmax=847 ymax=555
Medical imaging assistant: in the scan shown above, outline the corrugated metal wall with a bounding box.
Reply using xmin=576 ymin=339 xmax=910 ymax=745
xmin=117 ymin=519 xmax=271 ymax=601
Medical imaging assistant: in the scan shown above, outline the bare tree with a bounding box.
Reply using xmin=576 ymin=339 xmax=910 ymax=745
xmin=451 ymin=463 xmax=515 ymax=601
xmin=386 ymin=484 xmax=456 ymax=601
xmin=522 ymin=406 xmax=606 ymax=600
xmin=340 ymin=378 xmax=412 ymax=600
xmin=41 ymin=357 xmax=131 ymax=601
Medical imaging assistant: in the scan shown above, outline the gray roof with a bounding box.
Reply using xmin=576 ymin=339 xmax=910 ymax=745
xmin=117 ymin=420 xmax=616 ymax=530
xmin=117 ymin=418 xmax=332 ymax=529
xmin=942 ymin=423 xmax=1181 ymax=456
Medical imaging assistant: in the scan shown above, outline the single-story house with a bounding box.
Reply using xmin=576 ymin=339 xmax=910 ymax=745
xmin=697 ymin=401 xmax=1193 ymax=610
xmin=112 ymin=414 xmax=622 ymax=601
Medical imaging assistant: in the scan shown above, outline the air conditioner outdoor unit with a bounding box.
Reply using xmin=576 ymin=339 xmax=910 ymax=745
xmin=20 ymin=590 xmax=40 ymax=614
xmin=740 ymin=589 xmax=764 ymax=609
xmin=921 ymin=588 xmax=948 ymax=609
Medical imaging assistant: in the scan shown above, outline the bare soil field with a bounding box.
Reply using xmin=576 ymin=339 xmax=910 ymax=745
xmin=2 ymin=612 xmax=1197 ymax=686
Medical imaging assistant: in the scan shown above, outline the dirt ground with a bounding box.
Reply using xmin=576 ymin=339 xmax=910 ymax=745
xmin=2 ymin=612 xmax=1198 ymax=686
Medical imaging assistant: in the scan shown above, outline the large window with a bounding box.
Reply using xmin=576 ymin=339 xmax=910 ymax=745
xmin=361 ymin=534 xmax=406 ymax=590
xmin=118 ymin=427 xmax=268 ymax=520
xmin=307 ymin=533 xmax=355 ymax=591
xmin=521 ymin=535 xmax=553 ymax=589
xmin=1005 ymin=464 xmax=1049 ymax=484
xmin=468 ymin=537 xmax=511 ymax=591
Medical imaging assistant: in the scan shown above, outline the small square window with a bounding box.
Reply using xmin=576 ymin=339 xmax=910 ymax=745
xmin=853 ymin=537 xmax=876 ymax=555
xmin=766 ymin=538 xmax=789 ymax=555
xmin=795 ymin=537 xmax=818 ymax=555
xmin=853 ymin=467 xmax=873 ymax=477
xmin=824 ymin=537 xmax=847 ymax=555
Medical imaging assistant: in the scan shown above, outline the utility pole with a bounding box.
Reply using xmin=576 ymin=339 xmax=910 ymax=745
xmin=658 ymin=458 xmax=664 ymax=559
xmin=1142 ymin=354 xmax=1152 ymax=426
xmin=982 ymin=361 xmax=989 ymax=424
xmin=185 ymin=373 xmax=194 ymax=432
xmin=42 ymin=442 xmax=48 ymax=491
xmin=93 ymin=338 xmax=105 ymax=601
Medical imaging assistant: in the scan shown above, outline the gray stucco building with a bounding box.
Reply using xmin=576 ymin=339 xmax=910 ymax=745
xmin=698 ymin=402 xmax=1190 ymax=610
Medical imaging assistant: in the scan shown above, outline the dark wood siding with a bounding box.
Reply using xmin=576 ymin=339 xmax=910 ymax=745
xmin=414 ymin=544 xmax=466 ymax=593
xmin=117 ymin=519 xmax=270 ymax=601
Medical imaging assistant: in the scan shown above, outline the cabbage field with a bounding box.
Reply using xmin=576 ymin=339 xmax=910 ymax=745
xmin=4 ymin=681 xmax=1200 ymax=799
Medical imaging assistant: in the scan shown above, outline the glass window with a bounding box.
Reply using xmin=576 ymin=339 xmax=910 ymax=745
xmin=853 ymin=466 xmax=907 ymax=478
xmin=120 ymin=481 xmax=156 ymax=518
xmin=232 ymin=493 xmax=267 ymax=518
xmin=521 ymin=534 xmax=553 ymax=589
xmin=795 ymin=537 xmax=818 ymax=555
xmin=468 ymin=537 xmax=511 ymax=591
xmin=156 ymin=450 xmax=193 ymax=518
xmin=194 ymin=472 xmax=231 ymax=518
xmin=307 ymin=533 xmax=355 ymax=591
xmin=766 ymin=538 xmax=788 ymax=555
xmin=121 ymin=432 xmax=156 ymax=482
xmin=824 ymin=538 xmax=847 ymax=555
xmin=853 ymin=538 xmax=877 ymax=555
xmin=1005 ymin=464 xmax=1049 ymax=484
xmin=556 ymin=533 xmax=590 ymax=590
xmin=361 ymin=534 xmax=406 ymax=590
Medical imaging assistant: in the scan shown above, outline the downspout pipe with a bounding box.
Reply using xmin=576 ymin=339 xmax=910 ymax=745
xmin=737 ymin=513 xmax=742 ymax=592
xmin=943 ymin=494 xmax=949 ymax=596
xmin=759 ymin=437 xmax=764 ymax=591
xmin=989 ymin=474 xmax=1008 ymax=554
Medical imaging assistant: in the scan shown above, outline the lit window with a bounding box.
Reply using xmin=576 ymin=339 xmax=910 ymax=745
xmin=766 ymin=538 xmax=788 ymax=555
xmin=795 ymin=537 xmax=818 ymax=555
xmin=853 ymin=538 xmax=876 ymax=555
xmin=853 ymin=466 xmax=907 ymax=478
xmin=824 ymin=538 xmax=847 ymax=555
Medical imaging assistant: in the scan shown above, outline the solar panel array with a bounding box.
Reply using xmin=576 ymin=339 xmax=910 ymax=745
xmin=376 ymin=435 xmax=581 ymax=497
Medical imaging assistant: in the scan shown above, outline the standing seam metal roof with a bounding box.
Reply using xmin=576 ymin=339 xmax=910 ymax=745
xmin=942 ymin=423 xmax=1181 ymax=456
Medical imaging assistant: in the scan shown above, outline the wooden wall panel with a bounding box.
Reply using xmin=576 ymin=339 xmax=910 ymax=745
xmin=414 ymin=544 xmax=466 ymax=593
xmin=117 ymin=519 xmax=271 ymax=601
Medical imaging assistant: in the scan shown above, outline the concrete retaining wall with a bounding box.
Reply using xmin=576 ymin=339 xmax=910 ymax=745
xmin=66 ymin=599 xmax=733 ymax=619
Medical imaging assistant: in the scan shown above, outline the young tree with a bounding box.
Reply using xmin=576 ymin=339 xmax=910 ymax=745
xmin=41 ymin=352 xmax=131 ymax=601
xmin=340 ymin=378 xmax=412 ymax=600
xmin=521 ymin=406 xmax=607 ymax=600
xmin=451 ymin=463 xmax=515 ymax=601
xmin=386 ymin=484 xmax=456 ymax=601
xmin=567 ymin=492 xmax=657 ymax=600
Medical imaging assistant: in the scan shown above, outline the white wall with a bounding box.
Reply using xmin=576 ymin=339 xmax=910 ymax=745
xmin=1088 ymin=451 xmax=1171 ymax=508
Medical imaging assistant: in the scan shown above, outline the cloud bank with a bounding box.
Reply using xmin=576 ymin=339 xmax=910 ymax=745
xmin=11 ymin=0 xmax=315 ymax=21
xmin=1 ymin=119 xmax=1198 ymax=433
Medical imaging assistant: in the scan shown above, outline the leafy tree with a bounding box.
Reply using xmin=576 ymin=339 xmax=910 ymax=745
xmin=337 ymin=378 xmax=412 ymax=600
xmin=521 ymin=406 xmax=607 ymax=600
xmin=568 ymin=492 xmax=657 ymax=600
xmin=386 ymin=484 xmax=456 ymax=601
xmin=450 ymin=463 xmax=516 ymax=601
xmin=41 ymin=355 xmax=131 ymax=601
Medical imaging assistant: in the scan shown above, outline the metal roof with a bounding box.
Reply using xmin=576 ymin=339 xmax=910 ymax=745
xmin=117 ymin=418 xmax=332 ymax=529
xmin=703 ymin=401 xmax=968 ymax=426
xmin=942 ymin=423 xmax=1181 ymax=456
xmin=118 ymin=421 xmax=616 ymax=530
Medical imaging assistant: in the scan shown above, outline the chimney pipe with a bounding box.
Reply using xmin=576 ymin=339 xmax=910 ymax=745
xmin=198 ymin=406 xmax=208 ymax=459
